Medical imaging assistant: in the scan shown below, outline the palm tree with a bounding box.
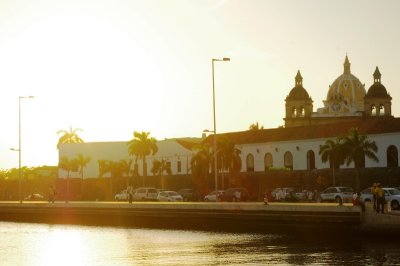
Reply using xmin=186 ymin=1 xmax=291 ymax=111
xmin=319 ymin=138 xmax=344 ymax=186
xmin=249 ymin=122 xmax=264 ymax=131
xmin=56 ymin=126 xmax=84 ymax=149
xmin=216 ymin=136 xmax=242 ymax=188
xmin=59 ymin=156 xmax=78 ymax=203
xmin=119 ymin=159 xmax=133 ymax=186
xmin=341 ymin=128 xmax=378 ymax=191
xmin=127 ymin=131 xmax=158 ymax=186
xmin=191 ymin=143 xmax=212 ymax=192
xmin=151 ymin=159 xmax=172 ymax=189
xmin=76 ymin=153 xmax=91 ymax=198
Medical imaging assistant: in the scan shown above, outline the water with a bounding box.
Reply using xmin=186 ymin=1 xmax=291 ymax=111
xmin=0 ymin=221 xmax=399 ymax=265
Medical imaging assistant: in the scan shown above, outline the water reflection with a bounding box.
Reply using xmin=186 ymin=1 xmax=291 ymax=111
xmin=0 ymin=222 xmax=398 ymax=265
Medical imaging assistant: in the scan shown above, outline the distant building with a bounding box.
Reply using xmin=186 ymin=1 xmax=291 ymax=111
xmin=58 ymin=56 xmax=399 ymax=180
xmin=58 ymin=139 xmax=199 ymax=179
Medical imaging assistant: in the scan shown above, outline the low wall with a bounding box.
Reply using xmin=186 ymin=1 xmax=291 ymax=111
xmin=0 ymin=202 xmax=362 ymax=234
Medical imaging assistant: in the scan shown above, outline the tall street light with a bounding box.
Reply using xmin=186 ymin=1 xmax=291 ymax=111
xmin=17 ymin=96 xmax=34 ymax=203
xmin=211 ymin=57 xmax=230 ymax=196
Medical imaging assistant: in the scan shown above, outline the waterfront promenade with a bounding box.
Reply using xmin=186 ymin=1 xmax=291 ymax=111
xmin=0 ymin=201 xmax=399 ymax=235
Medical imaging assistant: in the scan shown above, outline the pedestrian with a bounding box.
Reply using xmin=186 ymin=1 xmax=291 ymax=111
xmin=264 ymin=189 xmax=269 ymax=205
xmin=371 ymin=182 xmax=377 ymax=211
xmin=48 ymin=185 xmax=55 ymax=204
xmin=128 ymin=185 xmax=133 ymax=204
xmin=376 ymin=184 xmax=385 ymax=214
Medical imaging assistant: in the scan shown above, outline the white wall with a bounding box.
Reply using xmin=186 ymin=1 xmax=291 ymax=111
xmin=238 ymin=132 xmax=400 ymax=171
xmin=58 ymin=139 xmax=193 ymax=179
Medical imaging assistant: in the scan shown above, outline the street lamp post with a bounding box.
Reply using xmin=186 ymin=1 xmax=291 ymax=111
xmin=211 ymin=57 xmax=230 ymax=196
xmin=17 ymin=96 xmax=34 ymax=203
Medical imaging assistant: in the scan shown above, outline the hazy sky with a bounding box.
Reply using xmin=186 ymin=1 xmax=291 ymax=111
xmin=1 ymin=0 xmax=400 ymax=169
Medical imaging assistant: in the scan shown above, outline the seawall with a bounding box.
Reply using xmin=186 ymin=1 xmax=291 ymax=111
xmin=0 ymin=201 xmax=399 ymax=235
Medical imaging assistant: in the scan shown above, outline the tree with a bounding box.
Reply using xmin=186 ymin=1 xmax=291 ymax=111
xmin=76 ymin=153 xmax=91 ymax=198
xmin=249 ymin=122 xmax=264 ymax=131
xmin=341 ymin=128 xmax=378 ymax=191
xmin=56 ymin=126 xmax=84 ymax=149
xmin=151 ymin=159 xmax=172 ymax=189
xmin=319 ymin=138 xmax=344 ymax=186
xmin=119 ymin=159 xmax=133 ymax=186
xmin=191 ymin=143 xmax=212 ymax=193
xmin=127 ymin=131 xmax=158 ymax=186
xmin=216 ymin=136 xmax=242 ymax=188
xmin=59 ymin=156 xmax=78 ymax=203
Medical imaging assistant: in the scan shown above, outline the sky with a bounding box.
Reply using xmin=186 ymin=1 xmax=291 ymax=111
xmin=1 ymin=0 xmax=400 ymax=169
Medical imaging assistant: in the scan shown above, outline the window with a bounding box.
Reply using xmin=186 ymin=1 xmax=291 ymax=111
xmin=387 ymin=145 xmax=398 ymax=167
xmin=166 ymin=161 xmax=171 ymax=169
xmin=284 ymin=151 xmax=293 ymax=170
xmin=264 ymin=153 xmax=273 ymax=171
xmin=177 ymin=161 xmax=182 ymax=173
xmin=300 ymin=107 xmax=305 ymax=117
xmin=246 ymin=154 xmax=254 ymax=172
xmin=292 ymin=108 xmax=297 ymax=117
xmin=371 ymin=105 xmax=377 ymax=116
xmin=306 ymin=150 xmax=315 ymax=170
xmin=379 ymin=105 xmax=385 ymax=116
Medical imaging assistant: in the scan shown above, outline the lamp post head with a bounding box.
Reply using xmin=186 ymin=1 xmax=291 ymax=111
xmin=222 ymin=57 xmax=230 ymax=61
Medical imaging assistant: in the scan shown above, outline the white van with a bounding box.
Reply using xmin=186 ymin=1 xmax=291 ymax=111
xmin=132 ymin=187 xmax=158 ymax=201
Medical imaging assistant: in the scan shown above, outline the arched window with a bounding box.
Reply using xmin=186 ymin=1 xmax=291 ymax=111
xmin=300 ymin=107 xmax=305 ymax=117
xmin=371 ymin=105 xmax=377 ymax=116
xmin=292 ymin=108 xmax=297 ymax=117
xmin=379 ymin=105 xmax=385 ymax=116
xmin=306 ymin=150 xmax=315 ymax=170
xmin=264 ymin=153 xmax=273 ymax=171
xmin=246 ymin=154 xmax=254 ymax=172
xmin=387 ymin=145 xmax=398 ymax=167
xmin=284 ymin=151 xmax=293 ymax=170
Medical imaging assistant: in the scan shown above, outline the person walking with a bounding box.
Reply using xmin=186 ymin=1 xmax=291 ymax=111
xmin=128 ymin=185 xmax=133 ymax=204
xmin=48 ymin=185 xmax=56 ymax=204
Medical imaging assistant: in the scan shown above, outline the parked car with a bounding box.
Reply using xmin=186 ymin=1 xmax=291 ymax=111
xmin=204 ymin=190 xmax=224 ymax=202
xmin=178 ymin=188 xmax=200 ymax=201
xmin=319 ymin=186 xmax=353 ymax=203
xmin=220 ymin=188 xmax=249 ymax=202
xmin=271 ymin=187 xmax=296 ymax=201
xmin=24 ymin=193 xmax=44 ymax=201
xmin=115 ymin=189 xmax=130 ymax=201
xmin=360 ymin=187 xmax=400 ymax=210
xmin=157 ymin=191 xmax=183 ymax=202
xmin=132 ymin=187 xmax=158 ymax=201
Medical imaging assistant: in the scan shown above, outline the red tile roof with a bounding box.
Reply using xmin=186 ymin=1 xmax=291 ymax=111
xmin=203 ymin=118 xmax=400 ymax=145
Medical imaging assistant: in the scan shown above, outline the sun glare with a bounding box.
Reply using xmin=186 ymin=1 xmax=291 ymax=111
xmin=2 ymin=13 xmax=166 ymax=166
xmin=33 ymin=228 xmax=88 ymax=266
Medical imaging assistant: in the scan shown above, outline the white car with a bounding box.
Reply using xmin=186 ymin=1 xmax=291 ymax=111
xmin=360 ymin=187 xmax=400 ymax=210
xmin=319 ymin=186 xmax=353 ymax=203
xmin=132 ymin=187 xmax=158 ymax=201
xmin=115 ymin=189 xmax=130 ymax=201
xmin=204 ymin=190 xmax=224 ymax=202
xmin=157 ymin=191 xmax=183 ymax=202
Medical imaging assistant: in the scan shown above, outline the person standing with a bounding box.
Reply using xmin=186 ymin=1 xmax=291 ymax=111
xmin=376 ymin=184 xmax=385 ymax=214
xmin=371 ymin=183 xmax=377 ymax=211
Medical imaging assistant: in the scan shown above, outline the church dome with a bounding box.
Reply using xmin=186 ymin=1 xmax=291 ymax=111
xmin=286 ymin=70 xmax=311 ymax=100
xmin=366 ymin=83 xmax=389 ymax=98
xmin=326 ymin=56 xmax=366 ymax=110
xmin=365 ymin=67 xmax=391 ymax=99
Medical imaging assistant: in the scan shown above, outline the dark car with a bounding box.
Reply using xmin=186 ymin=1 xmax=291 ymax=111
xmin=220 ymin=188 xmax=249 ymax=202
xmin=178 ymin=188 xmax=200 ymax=201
